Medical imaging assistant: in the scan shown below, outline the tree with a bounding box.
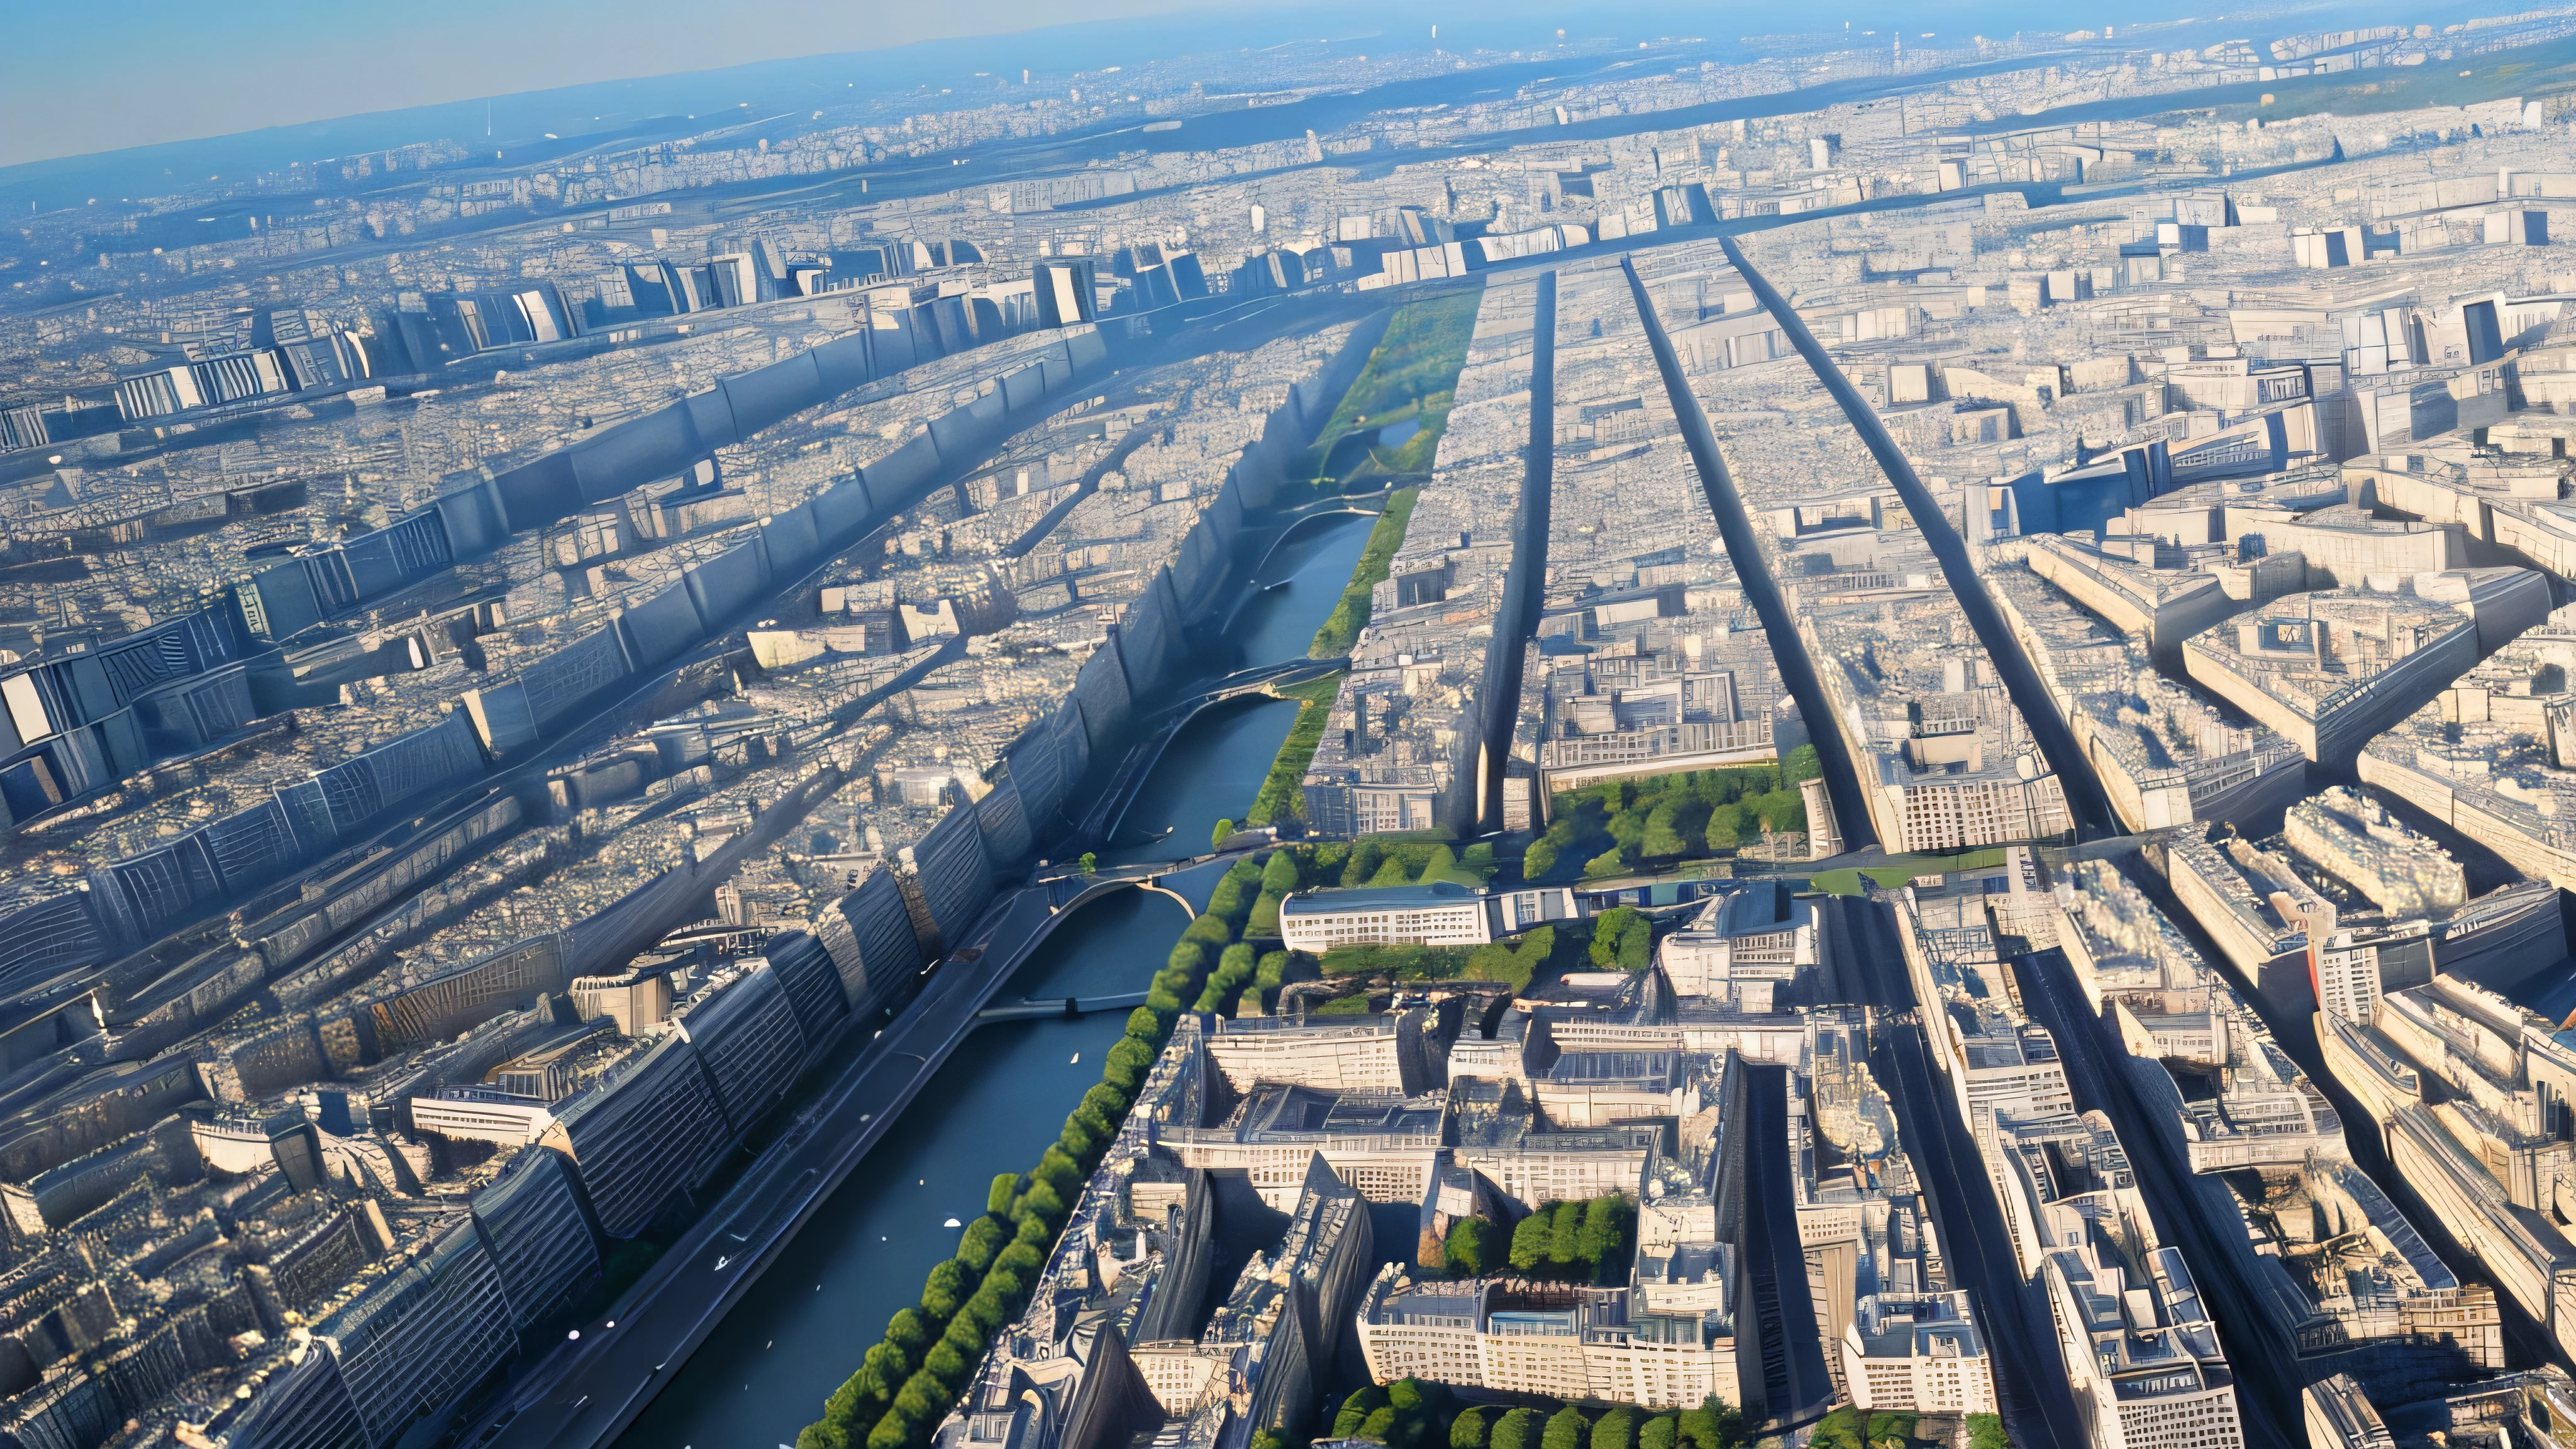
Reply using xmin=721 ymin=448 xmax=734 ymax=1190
xmin=1591 ymin=1409 xmax=1640 ymax=1449
xmin=892 ymin=1372 xmax=947 ymax=1425
xmin=1057 ymin=1114 xmax=1101 ymax=1161
xmin=1369 ymin=853 xmax=1413 ymax=886
xmin=956 ymin=1218 xmax=1008 ymax=1272
xmin=885 ymin=1309 xmax=933 ymax=1355
xmin=940 ymin=1314 xmax=987 ymax=1358
xmin=1034 ymin=1146 xmax=1084 ymax=1192
xmin=960 ymin=1285 xmax=1010 ymax=1333
xmin=1589 ymin=908 xmax=1644 ymax=967
xmin=1578 ymin=1194 xmax=1625 ymax=1269
xmin=919 ymin=1259 xmax=968 ymax=1319
xmin=1384 ymin=1379 xmax=1450 ymax=1449
xmin=1444 ymin=1216 xmax=1496 ymax=1276
xmin=1640 ymin=1418 xmax=1677 ymax=1449
xmin=921 ymin=1340 xmax=970 ymax=1389
xmin=1018 ymin=1178 xmax=1067 ymax=1221
xmin=1492 ymin=1409 xmax=1543 ymax=1449
xmin=1077 ymin=852 xmax=1097 ymax=875
xmin=1420 ymin=843 xmax=1461 ymax=882
xmin=986 ymin=1174 xmax=1019 ymax=1217
xmin=1336 ymin=1385 xmax=1391 ymax=1438
xmin=1263 ymin=850 xmax=1302 ymax=894
xmin=1361 ymin=1409 xmax=1399 ymax=1443
xmin=1619 ymin=924 xmax=1651 ymax=971
xmin=1345 ymin=838 xmax=1387 ymax=886
xmin=862 ymin=1341 xmax=912 ymax=1389
xmin=1548 ymin=1200 xmax=1584 ymax=1266
xmin=1452 ymin=1409 xmax=1491 ymax=1449
xmin=1965 ymin=1415 xmax=2007 ymax=1449
xmin=1641 ymin=800 xmax=1693 ymax=857
xmin=1542 ymin=1407 xmax=1590 ymax=1449
xmin=1508 ymin=1211 xmax=1550 ymax=1272
xmin=1106 ymin=1036 xmax=1155 ymax=1089
xmin=1679 ymin=1397 xmax=1739 ymax=1449
xmin=1208 ymin=871 xmax=1250 ymax=923
xmin=1702 ymin=804 xmax=1745 ymax=853
xmin=1582 ymin=845 xmax=1628 ymax=879
xmin=1811 ymin=1408 xmax=1865 ymax=1449
xmin=1212 ymin=818 xmax=1236 ymax=850
xmin=1524 ymin=836 xmax=1561 ymax=878
xmin=1865 ymin=1413 xmax=1917 ymax=1448
xmin=1757 ymin=789 xmax=1806 ymax=836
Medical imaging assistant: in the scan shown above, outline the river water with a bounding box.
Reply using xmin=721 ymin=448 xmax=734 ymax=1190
xmin=614 ymin=509 xmax=1370 ymax=1449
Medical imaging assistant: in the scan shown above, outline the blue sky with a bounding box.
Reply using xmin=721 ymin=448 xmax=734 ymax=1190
xmin=0 ymin=0 xmax=1213 ymax=169
xmin=3 ymin=0 xmax=2462 ymax=175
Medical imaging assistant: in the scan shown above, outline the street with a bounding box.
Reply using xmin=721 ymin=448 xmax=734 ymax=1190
xmin=2010 ymin=946 xmax=2299 ymax=1449
xmin=460 ymin=884 xmax=1067 ymax=1449
xmin=1834 ymin=898 xmax=2089 ymax=1449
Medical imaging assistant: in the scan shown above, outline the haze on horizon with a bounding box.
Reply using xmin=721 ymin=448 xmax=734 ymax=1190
xmin=0 ymin=0 xmax=1224 ymax=172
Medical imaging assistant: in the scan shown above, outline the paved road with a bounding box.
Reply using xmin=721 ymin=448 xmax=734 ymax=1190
xmin=461 ymin=882 xmax=1072 ymax=1449
xmin=1620 ymin=257 xmax=1879 ymax=851
xmin=1715 ymin=237 xmax=2119 ymax=843
xmin=1835 ymin=898 xmax=2087 ymax=1449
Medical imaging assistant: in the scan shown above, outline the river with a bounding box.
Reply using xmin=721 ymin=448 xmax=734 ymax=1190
xmin=612 ymin=508 xmax=1371 ymax=1449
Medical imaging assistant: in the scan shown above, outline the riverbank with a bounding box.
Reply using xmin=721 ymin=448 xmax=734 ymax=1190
xmin=594 ymin=303 xmax=1484 ymax=1449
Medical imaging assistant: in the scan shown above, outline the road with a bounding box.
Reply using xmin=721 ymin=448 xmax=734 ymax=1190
xmin=2010 ymin=945 xmax=2299 ymax=1449
xmin=462 ymin=879 xmax=1078 ymax=1449
xmin=1620 ymin=257 xmax=1878 ymax=851
xmin=1715 ymin=237 xmax=2119 ymax=843
xmin=1834 ymin=898 xmax=2088 ymax=1449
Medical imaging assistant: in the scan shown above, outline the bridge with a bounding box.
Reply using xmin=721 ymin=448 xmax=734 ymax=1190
xmin=1076 ymin=655 xmax=1348 ymax=843
xmin=973 ymin=990 xmax=1152 ymax=1024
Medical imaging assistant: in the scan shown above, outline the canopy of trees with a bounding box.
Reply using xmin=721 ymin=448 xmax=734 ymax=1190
xmin=1526 ymin=750 xmax=1821 ymax=880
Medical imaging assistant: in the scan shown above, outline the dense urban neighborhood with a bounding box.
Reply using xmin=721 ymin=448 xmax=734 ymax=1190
xmin=19 ymin=9 xmax=2576 ymax=1449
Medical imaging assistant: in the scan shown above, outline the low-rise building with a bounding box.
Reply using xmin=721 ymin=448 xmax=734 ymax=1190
xmin=1356 ymin=1269 xmax=1736 ymax=1410
xmin=2181 ymin=569 xmax=2548 ymax=765
xmin=1839 ymin=1292 xmax=1998 ymax=1414
xmin=1278 ymin=882 xmax=1577 ymax=954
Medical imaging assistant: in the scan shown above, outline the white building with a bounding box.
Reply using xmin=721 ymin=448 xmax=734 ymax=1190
xmin=1278 ymin=882 xmax=1577 ymax=954
xmin=410 ymin=1088 xmax=555 ymax=1145
xmin=1355 ymin=1266 xmax=1735 ymax=1411
xmin=1655 ymin=880 xmax=1816 ymax=1008
xmin=1841 ymin=1292 xmax=1999 ymax=1414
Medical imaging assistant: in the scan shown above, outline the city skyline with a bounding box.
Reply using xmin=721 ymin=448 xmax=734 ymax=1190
xmin=14 ymin=8 xmax=2576 ymax=1449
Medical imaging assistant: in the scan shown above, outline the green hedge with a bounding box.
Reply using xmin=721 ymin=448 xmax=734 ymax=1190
xmin=1453 ymin=1397 xmax=1743 ymax=1449
xmin=1245 ymin=674 xmax=1345 ymax=829
xmin=1503 ymin=1193 xmax=1638 ymax=1284
xmin=1310 ymin=487 xmax=1419 ymax=658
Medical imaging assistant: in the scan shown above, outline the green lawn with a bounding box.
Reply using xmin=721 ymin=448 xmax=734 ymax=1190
xmin=1245 ymin=674 xmax=1345 ymax=828
xmin=1309 ymin=487 xmax=1418 ymax=659
xmin=1811 ymin=848 xmax=2011 ymax=896
xmin=1296 ymin=289 xmax=1483 ymax=484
